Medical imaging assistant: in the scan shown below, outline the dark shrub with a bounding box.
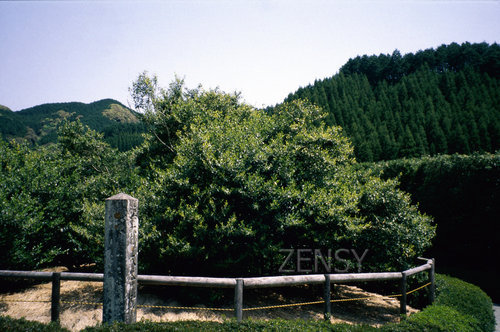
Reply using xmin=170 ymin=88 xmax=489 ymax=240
xmin=0 ymin=315 xmax=69 ymax=332
xmin=433 ymin=274 xmax=495 ymax=332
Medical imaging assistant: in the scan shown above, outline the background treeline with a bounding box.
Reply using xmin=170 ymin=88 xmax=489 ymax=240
xmin=0 ymin=99 xmax=146 ymax=151
xmin=102 ymin=123 xmax=146 ymax=152
xmin=361 ymin=152 xmax=500 ymax=301
xmin=0 ymin=105 xmax=26 ymax=138
xmin=284 ymin=42 xmax=500 ymax=162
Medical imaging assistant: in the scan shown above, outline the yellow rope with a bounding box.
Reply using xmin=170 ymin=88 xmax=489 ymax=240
xmin=244 ymin=282 xmax=432 ymax=310
xmin=329 ymin=282 xmax=432 ymax=303
xmin=137 ymin=304 xmax=233 ymax=311
xmin=333 ymin=296 xmax=384 ymax=302
xmin=0 ymin=299 xmax=51 ymax=303
xmin=0 ymin=282 xmax=432 ymax=312
xmin=406 ymin=282 xmax=432 ymax=295
xmin=61 ymin=301 xmax=102 ymax=306
xmin=243 ymin=300 xmax=325 ymax=311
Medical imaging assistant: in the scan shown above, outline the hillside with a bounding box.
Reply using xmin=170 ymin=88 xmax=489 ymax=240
xmin=0 ymin=99 xmax=146 ymax=151
xmin=283 ymin=42 xmax=500 ymax=162
xmin=0 ymin=104 xmax=27 ymax=139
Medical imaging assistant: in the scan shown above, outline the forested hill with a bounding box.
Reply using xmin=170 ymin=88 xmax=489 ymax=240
xmin=0 ymin=99 xmax=146 ymax=151
xmin=0 ymin=104 xmax=26 ymax=139
xmin=0 ymin=104 xmax=11 ymax=112
xmin=283 ymin=42 xmax=500 ymax=162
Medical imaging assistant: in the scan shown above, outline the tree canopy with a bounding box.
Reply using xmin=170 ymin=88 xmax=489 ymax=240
xmin=130 ymin=74 xmax=435 ymax=275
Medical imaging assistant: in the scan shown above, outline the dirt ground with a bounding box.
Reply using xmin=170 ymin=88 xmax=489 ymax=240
xmin=0 ymin=268 xmax=418 ymax=332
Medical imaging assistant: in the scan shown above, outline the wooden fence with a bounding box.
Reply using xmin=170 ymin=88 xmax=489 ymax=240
xmin=0 ymin=257 xmax=435 ymax=323
xmin=0 ymin=194 xmax=436 ymax=324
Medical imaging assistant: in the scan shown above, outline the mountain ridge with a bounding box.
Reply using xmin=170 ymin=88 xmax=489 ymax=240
xmin=3 ymin=42 xmax=499 ymax=159
xmin=0 ymin=98 xmax=146 ymax=151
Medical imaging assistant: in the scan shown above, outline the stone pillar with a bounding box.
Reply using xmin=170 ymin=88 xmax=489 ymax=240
xmin=103 ymin=193 xmax=139 ymax=324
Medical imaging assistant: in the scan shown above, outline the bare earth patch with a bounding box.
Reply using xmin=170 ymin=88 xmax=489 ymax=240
xmin=0 ymin=271 xmax=417 ymax=331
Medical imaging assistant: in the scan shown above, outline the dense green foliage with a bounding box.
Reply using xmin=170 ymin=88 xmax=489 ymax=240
xmin=0 ymin=99 xmax=146 ymax=151
xmin=1 ymin=42 xmax=496 ymax=331
xmin=382 ymin=274 xmax=495 ymax=332
xmin=284 ymin=42 xmax=500 ymax=161
xmin=0 ymin=121 xmax=138 ymax=269
xmin=83 ymin=320 xmax=377 ymax=331
xmin=433 ymin=275 xmax=495 ymax=331
xmin=0 ymin=77 xmax=435 ymax=276
xmin=0 ymin=105 xmax=26 ymax=139
xmin=340 ymin=42 xmax=500 ymax=84
xmin=363 ymin=152 xmax=500 ymax=301
xmin=102 ymin=123 xmax=147 ymax=152
xmin=383 ymin=305 xmax=482 ymax=332
xmin=131 ymin=76 xmax=434 ymax=276
xmin=0 ymin=316 xmax=69 ymax=332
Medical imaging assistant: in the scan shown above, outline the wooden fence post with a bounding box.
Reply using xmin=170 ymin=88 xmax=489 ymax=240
xmin=323 ymin=274 xmax=331 ymax=321
xmin=235 ymin=278 xmax=244 ymax=322
xmin=51 ymin=272 xmax=61 ymax=322
xmin=400 ymin=271 xmax=407 ymax=318
xmin=103 ymin=193 xmax=139 ymax=324
xmin=430 ymin=258 xmax=435 ymax=303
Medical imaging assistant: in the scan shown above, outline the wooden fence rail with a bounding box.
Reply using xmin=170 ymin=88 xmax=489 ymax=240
xmin=0 ymin=258 xmax=435 ymax=323
xmin=0 ymin=195 xmax=437 ymax=325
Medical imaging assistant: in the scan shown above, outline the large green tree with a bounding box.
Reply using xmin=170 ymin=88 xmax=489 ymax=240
xmin=131 ymin=74 xmax=435 ymax=276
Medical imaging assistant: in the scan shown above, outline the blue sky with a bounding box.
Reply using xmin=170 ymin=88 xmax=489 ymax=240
xmin=1 ymin=0 xmax=499 ymax=111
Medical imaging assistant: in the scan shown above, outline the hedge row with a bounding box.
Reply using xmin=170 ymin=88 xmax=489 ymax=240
xmin=0 ymin=316 xmax=69 ymax=332
xmin=0 ymin=274 xmax=494 ymax=331
xmin=381 ymin=274 xmax=495 ymax=332
xmin=84 ymin=320 xmax=377 ymax=332
xmin=363 ymin=153 xmax=500 ymax=302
